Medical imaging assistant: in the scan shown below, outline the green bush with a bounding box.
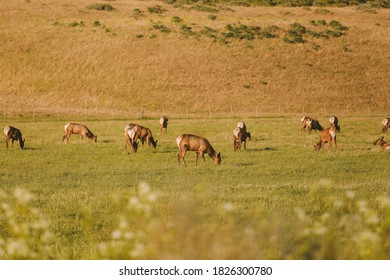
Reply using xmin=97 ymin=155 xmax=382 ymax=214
xmin=147 ymin=5 xmax=167 ymax=14
xmin=87 ymin=3 xmax=115 ymax=11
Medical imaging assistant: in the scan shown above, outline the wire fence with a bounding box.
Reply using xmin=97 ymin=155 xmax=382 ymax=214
xmin=0 ymin=104 xmax=387 ymax=123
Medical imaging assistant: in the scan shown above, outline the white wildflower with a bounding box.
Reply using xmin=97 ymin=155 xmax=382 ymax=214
xmin=223 ymin=202 xmax=234 ymax=212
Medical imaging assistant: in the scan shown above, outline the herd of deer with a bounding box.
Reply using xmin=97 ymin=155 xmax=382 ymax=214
xmin=2 ymin=116 xmax=390 ymax=166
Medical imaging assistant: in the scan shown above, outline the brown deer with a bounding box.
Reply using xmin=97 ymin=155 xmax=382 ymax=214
xmin=4 ymin=126 xmax=25 ymax=149
xmin=382 ymin=118 xmax=389 ymax=134
xmin=124 ymin=125 xmax=139 ymax=153
xmin=373 ymin=136 xmax=390 ymax=151
xmin=159 ymin=116 xmax=168 ymax=134
xmin=233 ymin=126 xmax=251 ymax=151
xmin=127 ymin=124 xmax=157 ymax=148
xmin=62 ymin=122 xmax=97 ymax=143
xmin=314 ymin=126 xmax=337 ymax=151
xmin=329 ymin=116 xmax=340 ymax=132
xmin=176 ymin=134 xmax=221 ymax=167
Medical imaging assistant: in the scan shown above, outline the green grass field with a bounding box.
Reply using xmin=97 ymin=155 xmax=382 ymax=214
xmin=1 ymin=116 xmax=389 ymax=259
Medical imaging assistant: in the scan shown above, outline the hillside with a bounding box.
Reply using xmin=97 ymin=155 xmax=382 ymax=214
xmin=0 ymin=0 xmax=389 ymax=118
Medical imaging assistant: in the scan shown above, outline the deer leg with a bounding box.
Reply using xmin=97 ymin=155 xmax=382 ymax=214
xmin=5 ymin=136 xmax=10 ymax=149
xmin=243 ymin=140 xmax=246 ymax=151
xmin=334 ymin=136 xmax=337 ymax=149
xmin=200 ymin=152 xmax=206 ymax=165
xmin=195 ymin=152 xmax=199 ymax=166
xmin=11 ymin=139 xmax=14 ymax=148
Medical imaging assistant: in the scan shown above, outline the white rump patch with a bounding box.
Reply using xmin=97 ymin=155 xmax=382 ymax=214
xmin=64 ymin=122 xmax=71 ymax=132
xmin=301 ymin=116 xmax=306 ymax=123
xmin=237 ymin=122 xmax=245 ymax=129
xmin=176 ymin=135 xmax=183 ymax=148
xmin=383 ymin=118 xmax=389 ymax=127
xmin=127 ymin=127 xmax=136 ymax=140
xmin=233 ymin=127 xmax=240 ymax=138
xmin=306 ymin=119 xmax=312 ymax=126
xmin=159 ymin=118 xmax=164 ymax=125
xmin=3 ymin=126 xmax=10 ymax=136
xmin=329 ymin=116 xmax=335 ymax=125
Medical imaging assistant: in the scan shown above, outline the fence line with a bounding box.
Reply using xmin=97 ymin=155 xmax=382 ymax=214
xmin=0 ymin=105 xmax=388 ymax=123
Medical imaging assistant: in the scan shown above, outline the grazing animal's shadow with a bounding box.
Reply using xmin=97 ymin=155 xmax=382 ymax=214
xmin=249 ymin=147 xmax=278 ymax=152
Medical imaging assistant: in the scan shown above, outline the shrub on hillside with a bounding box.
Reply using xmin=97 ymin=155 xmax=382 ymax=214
xmin=87 ymin=3 xmax=115 ymax=11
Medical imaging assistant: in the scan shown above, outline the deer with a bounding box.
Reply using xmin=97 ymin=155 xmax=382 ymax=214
xmin=126 ymin=124 xmax=158 ymax=148
xmin=382 ymin=118 xmax=390 ymax=134
xmin=159 ymin=116 xmax=168 ymax=134
xmin=300 ymin=116 xmax=311 ymax=133
xmin=329 ymin=116 xmax=340 ymax=132
xmin=373 ymin=136 xmax=390 ymax=151
xmin=124 ymin=125 xmax=139 ymax=153
xmin=314 ymin=126 xmax=337 ymax=151
xmin=176 ymin=134 xmax=221 ymax=167
xmin=306 ymin=118 xmax=324 ymax=134
xmin=233 ymin=126 xmax=251 ymax=151
xmin=62 ymin=122 xmax=97 ymax=143
xmin=3 ymin=126 xmax=25 ymax=149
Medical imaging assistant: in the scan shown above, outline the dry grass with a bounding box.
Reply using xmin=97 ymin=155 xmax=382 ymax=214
xmin=0 ymin=1 xmax=389 ymax=117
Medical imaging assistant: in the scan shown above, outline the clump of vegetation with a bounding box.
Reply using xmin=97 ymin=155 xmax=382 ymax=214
xmin=329 ymin=20 xmax=348 ymax=31
xmin=93 ymin=20 xmax=101 ymax=27
xmin=310 ymin=19 xmax=326 ymax=26
xmin=68 ymin=21 xmax=85 ymax=27
xmin=201 ymin=26 xmax=218 ymax=38
xmin=181 ymin=24 xmax=197 ymax=36
xmin=283 ymin=22 xmax=306 ymax=44
xmin=147 ymin=5 xmax=167 ymax=14
xmin=192 ymin=5 xmax=219 ymax=13
xmin=132 ymin=9 xmax=144 ymax=19
xmin=87 ymin=3 xmax=115 ymax=11
xmin=208 ymin=14 xmax=217 ymax=20
xmin=224 ymin=24 xmax=258 ymax=40
xmin=96 ymin=182 xmax=158 ymax=259
xmin=172 ymin=16 xmax=183 ymax=23
xmin=151 ymin=21 xmax=171 ymax=33
xmin=136 ymin=34 xmax=144 ymax=39
xmin=0 ymin=189 xmax=53 ymax=259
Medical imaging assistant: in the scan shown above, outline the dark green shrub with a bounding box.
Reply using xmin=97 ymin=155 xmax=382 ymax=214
xmin=208 ymin=15 xmax=217 ymax=20
xmin=283 ymin=30 xmax=305 ymax=43
xmin=181 ymin=24 xmax=197 ymax=36
xmin=147 ymin=5 xmax=167 ymax=14
xmin=136 ymin=34 xmax=144 ymax=39
xmin=68 ymin=21 xmax=85 ymax=27
xmin=329 ymin=20 xmax=348 ymax=31
xmin=93 ymin=20 xmax=101 ymax=27
xmin=87 ymin=4 xmax=115 ymax=11
xmin=151 ymin=21 xmax=171 ymax=33
xmin=172 ymin=16 xmax=183 ymax=23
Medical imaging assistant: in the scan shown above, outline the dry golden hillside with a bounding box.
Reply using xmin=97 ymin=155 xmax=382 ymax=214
xmin=0 ymin=0 xmax=389 ymax=118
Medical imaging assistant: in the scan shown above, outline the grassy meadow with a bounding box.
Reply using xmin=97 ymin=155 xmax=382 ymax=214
xmin=1 ymin=116 xmax=390 ymax=259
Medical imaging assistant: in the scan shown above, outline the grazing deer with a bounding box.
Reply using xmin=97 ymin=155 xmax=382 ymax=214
xmin=382 ymin=118 xmax=390 ymax=134
xmin=329 ymin=116 xmax=340 ymax=132
xmin=126 ymin=124 xmax=157 ymax=148
xmin=3 ymin=126 xmax=25 ymax=149
xmin=300 ymin=116 xmax=311 ymax=133
xmin=62 ymin=122 xmax=97 ymax=143
xmin=124 ymin=126 xmax=139 ymax=153
xmin=373 ymin=136 xmax=390 ymax=151
xmin=314 ymin=126 xmax=337 ymax=151
xmin=233 ymin=126 xmax=251 ymax=151
xmin=176 ymin=134 xmax=221 ymax=167
xmin=159 ymin=116 xmax=168 ymax=134
xmin=306 ymin=118 xmax=324 ymax=134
